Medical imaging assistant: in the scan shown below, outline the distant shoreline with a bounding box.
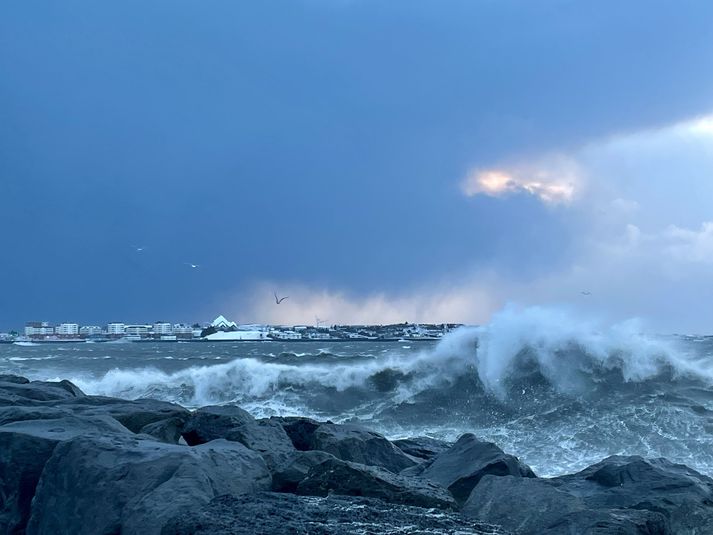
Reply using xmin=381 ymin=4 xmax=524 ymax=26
xmin=0 ymin=338 xmax=440 ymax=345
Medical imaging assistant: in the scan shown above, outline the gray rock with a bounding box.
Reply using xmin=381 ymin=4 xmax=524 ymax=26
xmin=551 ymin=456 xmax=713 ymax=534
xmin=465 ymin=475 xmax=669 ymax=533
xmin=393 ymin=436 xmax=452 ymax=461
xmin=296 ymin=457 xmax=457 ymax=510
xmin=26 ymin=435 xmax=272 ymax=535
xmin=0 ymin=378 xmax=85 ymax=404
xmin=0 ymin=416 xmax=131 ymax=534
xmin=269 ymin=416 xmax=324 ymax=451
xmin=182 ymin=405 xmax=295 ymax=468
xmin=309 ymin=423 xmax=416 ymax=472
xmin=0 ymin=375 xmax=30 ymax=385
xmin=420 ymin=433 xmax=536 ymax=503
xmin=60 ymin=396 xmax=190 ymax=442
xmin=271 ymin=450 xmax=336 ymax=492
xmin=162 ymin=492 xmax=510 ymax=535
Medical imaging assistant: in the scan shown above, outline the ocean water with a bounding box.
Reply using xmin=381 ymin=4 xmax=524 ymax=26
xmin=2 ymin=307 xmax=713 ymax=478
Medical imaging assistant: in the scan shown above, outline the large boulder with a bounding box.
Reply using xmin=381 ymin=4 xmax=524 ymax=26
xmin=269 ymin=416 xmax=324 ymax=451
xmin=0 ymin=416 xmax=131 ymax=534
xmin=462 ymin=475 xmax=668 ymax=534
xmin=417 ymin=433 xmax=536 ymax=503
xmin=308 ymin=423 xmax=416 ymax=473
xmin=551 ymin=456 xmax=713 ymax=534
xmin=296 ymin=457 xmax=457 ymax=510
xmin=162 ymin=492 xmax=510 ymax=535
xmin=62 ymin=397 xmax=191 ymax=444
xmin=393 ymin=436 xmax=452 ymax=461
xmin=26 ymin=435 xmax=272 ymax=535
xmin=0 ymin=378 xmax=85 ymax=404
xmin=271 ymin=450 xmax=336 ymax=492
xmin=182 ymin=405 xmax=295 ymax=468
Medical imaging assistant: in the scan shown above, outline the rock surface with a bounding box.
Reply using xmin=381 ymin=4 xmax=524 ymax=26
xmin=27 ymin=435 xmax=271 ymax=535
xmin=2 ymin=375 xmax=713 ymax=535
xmin=463 ymin=456 xmax=713 ymax=534
xmin=296 ymin=457 xmax=457 ymax=510
xmin=418 ymin=433 xmax=536 ymax=503
xmin=162 ymin=492 xmax=510 ymax=535
xmin=308 ymin=423 xmax=417 ymax=472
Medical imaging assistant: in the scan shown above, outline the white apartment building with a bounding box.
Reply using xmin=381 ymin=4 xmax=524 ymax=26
xmin=153 ymin=322 xmax=173 ymax=335
xmin=25 ymin=322 xmax=54 ymax=337
xmin=125 ymin=325 xmax=150 ymax=337
xmin=80 ymin=325 xmax=103 ymax=336
xmin=107 ymin=323 xmax=126 ymax=336
xmin=56 ymin=323 xmax=79 ymax=336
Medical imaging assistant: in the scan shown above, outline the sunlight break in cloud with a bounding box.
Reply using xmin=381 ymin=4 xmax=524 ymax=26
xmin=460 ymin=156 xmax=581 ymax=205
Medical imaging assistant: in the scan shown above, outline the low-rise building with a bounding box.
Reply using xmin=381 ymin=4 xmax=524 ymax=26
xmin=153 ymin=322 xmax=173 ymax=336
xmin=25 ymin=322 xmax=54 ymax=338
xmin=125 ymin=325 xmax=150 ymax=337
xmin=56 ymin=323 xmax=79 ymax=337
xmin=79 ymin=325 xmax=103 ymax=336
xmin=107 ymin=323 xmax=126 ymax=337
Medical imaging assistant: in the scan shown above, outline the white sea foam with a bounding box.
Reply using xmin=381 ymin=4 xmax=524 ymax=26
xmin=69 ymin=306 xmax=711 ymax=408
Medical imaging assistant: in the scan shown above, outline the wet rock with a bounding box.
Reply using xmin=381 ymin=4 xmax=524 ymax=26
xmin=465 ymin=473 xmax=670 ymax=533
xmin=0 ymin=416 xmax=131 ymax=534
xmin=296 ymin=457 xmax=456 ymax=510
xmin=0 ymin=378 xmax=85 ymax=404
xmin=182 ymin=405 xmax=295 ymax=468
xmin=269 ymin=416 xmax=324 ymax=451
xmin=0 ymin=375 xmax=30 ymax=385
xmin=162 ymin=492 xmax=509 ymax=535
xmin=309 ymin=423 xmax=416 ymax=472
xmin=271 ymin=450 xmax=337 ymax=492
xmin=26 ymin=435 xmax=271 ymax=535
xmin=551 ymin=456 xmax=713 ymax=534
xmin=393 ymin=436 xmax=452 ymax=461
xmin=419 ymin=433 xmax=536 ymax=503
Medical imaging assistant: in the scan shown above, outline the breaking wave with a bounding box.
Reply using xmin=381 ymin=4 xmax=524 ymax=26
xmin=71 ymin=306 xmax=712 ymax=416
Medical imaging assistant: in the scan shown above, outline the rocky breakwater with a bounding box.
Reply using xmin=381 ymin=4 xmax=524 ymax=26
xmin=1 ymin=375 xmax=712 ymax=534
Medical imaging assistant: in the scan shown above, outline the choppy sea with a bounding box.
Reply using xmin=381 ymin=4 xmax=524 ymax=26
xmin=3 ymin=307 xmax=713 ymax=478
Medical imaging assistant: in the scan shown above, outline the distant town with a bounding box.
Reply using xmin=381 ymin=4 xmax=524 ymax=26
xmin=0 ymin=315 xmax=462 ymax=343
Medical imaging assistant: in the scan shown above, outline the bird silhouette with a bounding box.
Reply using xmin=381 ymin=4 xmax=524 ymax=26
xmin=274 ymin=292 xmax=289 ymax=304
xmin=581 ymin=291 xmax=591 ymax=296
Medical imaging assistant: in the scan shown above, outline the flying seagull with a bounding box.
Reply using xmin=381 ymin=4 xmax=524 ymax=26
xmin=185 ymin=263 xmax=200 ymax=269
xmin=581 ymin=291 xmax=592 ymax=296
xmin=132 ymin=245 xmax=148 ymax=253
xmin=274 ymin=292 xmax=289 ymax=304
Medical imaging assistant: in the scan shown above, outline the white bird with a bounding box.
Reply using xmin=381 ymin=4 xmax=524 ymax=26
xmin=185 ymin=263 xmax=200 ymax=269
xmin=132 ymin=245 xmax=148 ymax=253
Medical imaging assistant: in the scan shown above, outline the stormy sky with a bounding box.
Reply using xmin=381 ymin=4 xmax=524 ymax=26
xmin=2 ymin=1 xmax=713 ymax=331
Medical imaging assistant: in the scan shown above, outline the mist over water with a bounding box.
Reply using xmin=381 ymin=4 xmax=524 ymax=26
xmin=2 ymin=307 xmax=713 ymax=477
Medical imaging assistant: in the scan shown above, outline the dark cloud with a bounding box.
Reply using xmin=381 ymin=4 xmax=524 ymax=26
xmin=1 ymin=0 xmax=712 ymax=326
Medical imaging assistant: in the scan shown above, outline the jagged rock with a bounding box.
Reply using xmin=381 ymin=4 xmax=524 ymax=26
xmin=0 ymin=406 xmax=70 ymax=426
xmin=271 ymin=450 xmax=336 ymax=492
xmin=309 ymin=423 xmax=416 ymax=472
xmin=0 ymin=416 xmax=131 ymax=534
xmin=296 ymin=458 xmax=456 ymax=510
xmin=181 ymin=405 xmax=255 ymax=444
xmin=182 ymin=406 xmax=295 ymax=468
xmin=26 ymin=435 xmax=271 ymax=535
xmin=393 ymin=436 xmax=452 ymax=461
xmin=551 ymin=456 xmax=713 ymax=534
xmin=462 ymin=475 xmax=669 ymax=534
xmin=269 ymin=416 xmax=325 ymax=451
xmin=418 ymin=433 xmax=536 ymax=503
xmin=0 ymin=375 xmax=29 ymax=385
xmin=162 ymin=492 xmax=510 ymax=535
xmin=462 ymin=456 xmax=713 ymax=535
xmin=0 ymin=378 xmax=85 ymax=404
